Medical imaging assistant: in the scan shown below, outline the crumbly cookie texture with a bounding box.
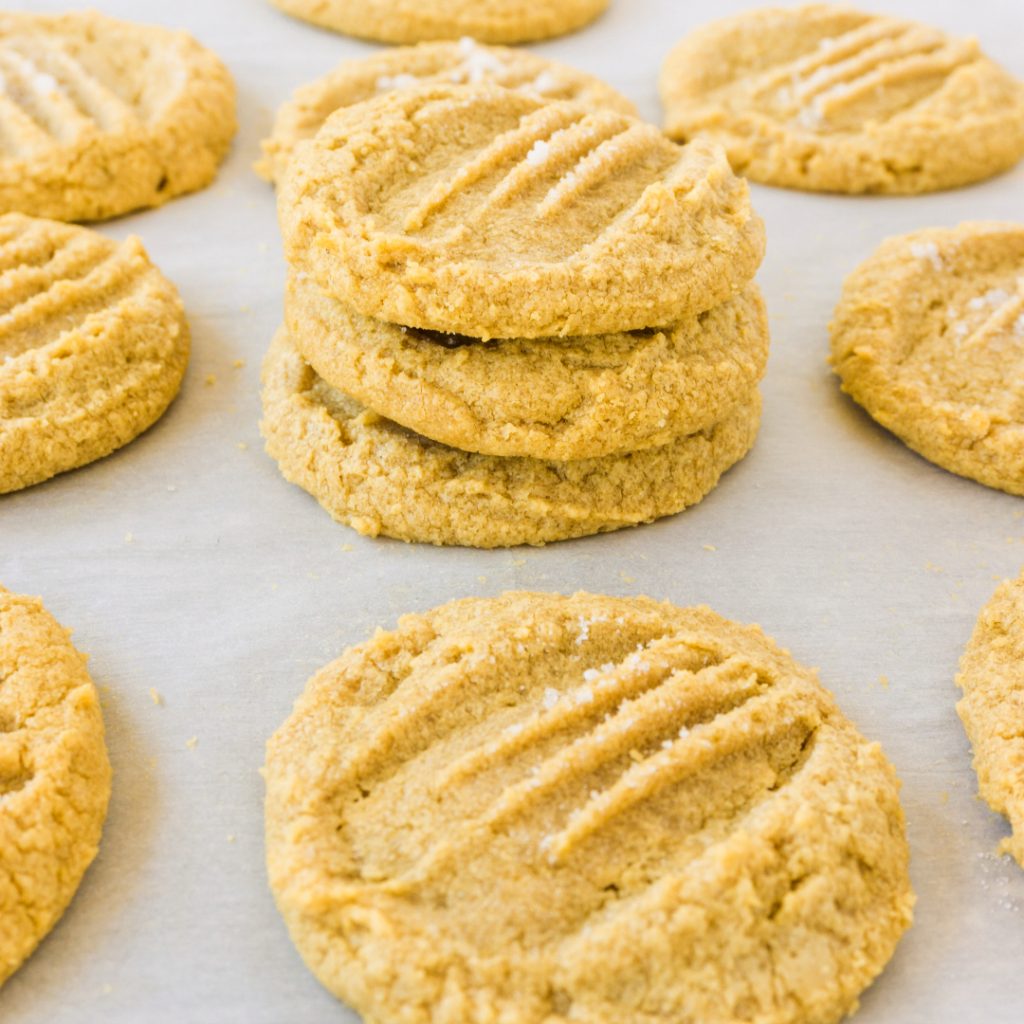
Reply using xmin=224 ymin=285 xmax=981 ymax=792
xmin=265 ymin=591 xmax=914 ymax=1024
xmin=257 ymin=40 xmax=636 ymax=185
xmin=287 ymin=271 xmax=769 ymax=460
xmin=0 ymin=10 xmax=236 ymax=222
xmin=0 ymin=584 xmax=111 ymax=987
xmin=260 ymin=329 xmax=760 ymax=547
xmin=660 ymin=4 xmax=1024 ymax=194
xmin=830 ymin=222 xmax=1024 ymax=495
xmin=958 ymin=571 xmax=1024 ymax=868
xmin=269 ymin=0 xmax=608 ymax=45
xmin=0 ymin=213 xmax=190 ymax=494
xmin=279 ymin=83 xmax=765 ymax=339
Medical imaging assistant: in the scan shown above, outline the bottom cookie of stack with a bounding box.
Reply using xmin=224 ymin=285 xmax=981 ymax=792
xmin=260 ymin=329 xmax=761 ymax=548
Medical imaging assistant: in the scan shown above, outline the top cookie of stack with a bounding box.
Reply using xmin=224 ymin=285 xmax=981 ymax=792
xmin=280 ymin=82 xmax=764 ymax=338
xmin=266 ymin=72 xmax=768 ymax=547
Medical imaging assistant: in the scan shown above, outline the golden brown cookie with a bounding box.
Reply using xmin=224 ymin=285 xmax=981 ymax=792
xmin=256 ymin=40 xmax=636 ymax=185
xmin=269 ymin=0 xmax=608 ymax=45
xmin=957 ymin=570 xmax=1024 ymax=868
xmin=265 ymin=591 xmax=914 ymax=1024
xmin=661 ymin=5 xmax=1024 ymax=194
xmin=0 ymin=10 xmax=236 ymax=221
xmin=0 ymin=213 xmax=190 ymax=494
xmin=0 ymin=584 xmax=111 ymax=987
xmin=286 ymin=270 xmax=770 ymax=459
xmin=260 ymin=328 xmax=760 ymax=547
xmin=830 ymin=222 xmax=1024 ymax=495
xmin=279 ymin=83 xmax=765 ymax=339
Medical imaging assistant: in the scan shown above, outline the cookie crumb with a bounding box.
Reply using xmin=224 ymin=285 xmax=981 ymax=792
xmin=204 ymin=373 xmax=217 ymax=387
xmin=703 ymin=543 xmax=717 ymax=552
xmin=124 ymin=532 xmax=134 ymax=545
xmin=232 ymin=359 xmax=246 ymax=369
xmin=149 ymin=688 xmax=163 ymax=706
xmin=185 ymin=736 xmax=198 ymax=750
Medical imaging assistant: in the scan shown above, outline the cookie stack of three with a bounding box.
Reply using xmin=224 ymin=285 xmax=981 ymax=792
xmin=265 ymin=82 xmax=769 ymax=547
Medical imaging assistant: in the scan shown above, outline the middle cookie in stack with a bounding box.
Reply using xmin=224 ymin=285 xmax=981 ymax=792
xmin=265 ymin=83 xmax=768 ymax=547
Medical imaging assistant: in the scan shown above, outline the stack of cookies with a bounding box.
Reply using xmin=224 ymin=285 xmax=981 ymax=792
xmin=263 ymin=80 xmax=768 ymax=547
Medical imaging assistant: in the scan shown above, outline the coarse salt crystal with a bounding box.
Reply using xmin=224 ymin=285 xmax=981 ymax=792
xmin=530 ymin=70 xmax=559 ymax=94
xmin=376 ymin=73 xmax=419 ymax=92
xmin=526 ymin=138 xmax=550 ymax=167
xmin=33 ymin=73 xmax=58 ymax=94
xmin=573 ymin=687 xmax=594 ymax=705
xmin=796 ymin=104 xmax=824 ymax=131
xmin=542 ymin=687 xmax=560 ymax=709
xmin=910 ymin=241 xmax=943 ymax=271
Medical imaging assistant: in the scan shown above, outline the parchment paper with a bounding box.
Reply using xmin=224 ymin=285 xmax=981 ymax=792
xmin=3 ymin=1 xmax=1024 ymax=1021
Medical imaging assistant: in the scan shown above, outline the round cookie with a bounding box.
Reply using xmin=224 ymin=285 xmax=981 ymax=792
xmin=279 ymin=83 xmax=765 ymax=339
xmin=957 ymin=570 xmax=1024 ymax=868
xmin=829 ymin=222 xmax=1024 ymax=495
xmin=0 ymin=10 xmax=236 ymax=221
xmin=265 ymin=591 xmax=914 ymax=1024
xmin=0 ymin=584 xmax=111 ymax=987
xmin=260 ymin=328 xmax=760 ymax=547
xmin=660 ymin=5 xmax=1024 ymax=194
xmin=287 ymin=271 xmax=770 ymax=460
xmin=256 ymin=40 xmax=636 ymax=185
xmin=0 ymin=213 xmax=190 ymax=494
xmin=269 ymin=0 xmax=608 ymax=45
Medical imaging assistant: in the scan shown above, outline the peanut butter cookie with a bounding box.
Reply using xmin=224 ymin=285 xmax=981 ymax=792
xmin=958 ymin=570 xmax=1024 ymax=868
xmin=661 ymin=5 xmax=1024 ymax=194
xmin=260 ymin=329 xmax=760 ymax=547
xmin=0 ymin=10 xmax=236 ymax=221
xmin=0 ymin=214 xmax=190 ymax=494
xmin=0 ymin=585 xmax=111 ymax=987
xmin=286 ymin=271 xmax=769 ymax=460
xmin=269 ymin=0 xmax=608 ymax=45
xmin=265 ymin=591 xmax=914 ymax=1024
xmin=830 ymin=222 xmax=1024 ymax=494
xmin=256 ymin=40 xmax=635 ymax=185
xmin=279 ymin=83 xmax=765 ymax=338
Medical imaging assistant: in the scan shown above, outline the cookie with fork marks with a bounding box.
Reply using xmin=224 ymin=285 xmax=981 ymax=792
xmin=265 ymin=591 xmax=914 ymax=1024
xmin=660 ymin=5 xmax=1024 ymax=194
xmin=256 ymin=40 xmax=636 ymax=186
xmin=0 ymin=10 xmax=236 ymax=221
xmin=279 ymin=83 xmax=765 ymax=339
xmin=830 ymin=222 xmax=1024 ymax=494
xmin=0 ymin=214 xmax=189 ymax=493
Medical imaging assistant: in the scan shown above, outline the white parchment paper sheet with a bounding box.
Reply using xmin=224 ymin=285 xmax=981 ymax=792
xmin=3 ymin=0 xmax=1024 ymax=1021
